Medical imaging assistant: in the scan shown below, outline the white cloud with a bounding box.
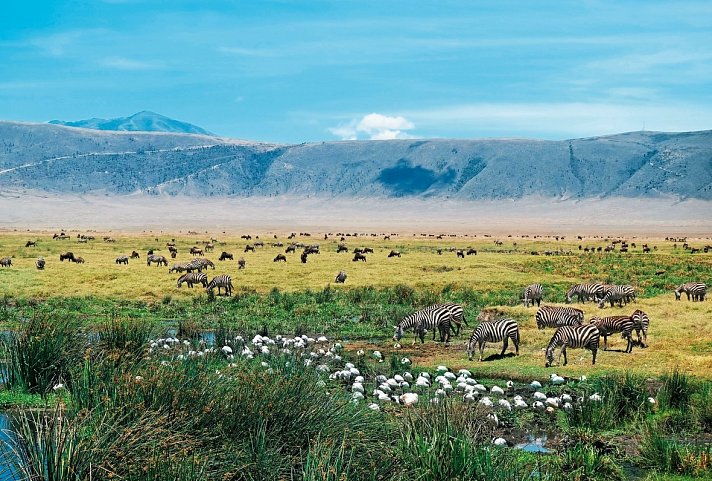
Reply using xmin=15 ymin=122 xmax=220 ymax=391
xmin=328 ymin=113 xmax=416 ymax=140
xmin=101 ymin=57 xmax=158 ymax=70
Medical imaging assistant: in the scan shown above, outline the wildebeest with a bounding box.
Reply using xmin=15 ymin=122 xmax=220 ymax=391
xmin=0 ymin=257 xmax=11 ymax=267
xmin=190 ymin=247 xmax=203 ymax=256
xmin=456 ymin=250 xmax=465 ymax=258
xmin=116 ymin=255 xmax=129 ymax=265
xmin=301 ymin=251 xmax=308 ymax=263
xmin=238 ymin=257 xmax=246 ymax=269
xmin=168 ymin=246 xmax=178 ymax=255
xmin=388 ymin=250 xmax=401 ymax=258
xmin=363 ymin=247 xmax=374 ymax=254
xmin=59 ymin=252 xmax=75 ymax=262
xmin=36 ymin=257 xmax=45 ymax=270
xmin=274 ymin=254 xmax=287 ymax=262
xmin=466 ymin=248 xmax=477 ymax=256
xmin=72 ymin=256 xmax=85 ymax=264
xmin=219 ymin=251 xmax=234 ymax=261
xmin=204 ymin=243 xmax=214 ymax=252
xmin=353 ymin=253 xmax=366 ymax=262
xmin=245 ymin=245 xmax=255 ymax=253
xmin=335 ymin=271 xmax=347 ymax=283
xmin=304 ymin=245 xmax=320 ymax=255
xmin=285 ymin=245 xmax=296 ymax=254
xmin=337 ymin=245 xmax=349 ymax=253
xmin=171 ymin=251 xmax=177 ymax=259
xmin=130 ymin=251 xmax=140 ymax=259
xmin=25 ymin=241 xmax=37 ymax=247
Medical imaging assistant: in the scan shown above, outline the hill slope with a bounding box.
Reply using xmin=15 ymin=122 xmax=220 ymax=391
xmin=49 ymin=111 xmax=213 ymax=135
xmin=0 ymin=122 xmax=710 ymax=199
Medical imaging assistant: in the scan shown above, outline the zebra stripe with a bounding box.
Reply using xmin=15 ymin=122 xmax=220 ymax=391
xmin=545 ymin=325 xmax=600 ymax=367
xmin=467 ymin=318 xmax=519 ymax=361
xmin=423 ymin=303 xmax=468 ymax=336
xmin=535 ymin=306 xmax=584 ymax=329
xmin=177 ymin=272 xmax=208 ymax=288
xmin=589 ymin=315 xmax=635 ymax=353
xmin=675 ymin=282 xmax=706 ymax=301
xmin=598 ymin=285 xmax=629 ymax=308
xmin=523 ymin=284 xmax=543 ymax=307
xmin=631 ymin=309 xmax=650 ymax=348
xmin=393 ymin=305 xmax=453 ymax=344
xmin=207 ymin=274 xmax=233 ymax=296
xmin=565 ymin=283 xmax=605 ymax=303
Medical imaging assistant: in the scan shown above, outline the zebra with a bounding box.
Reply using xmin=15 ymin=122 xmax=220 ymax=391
xmin=0 ymin=257 xmax=11 ymax=267
xmin=535 ymin=306 xmax=584 ymax=329
xmin=545 ymin=325 xmax=601 ymax=367
xmin=393 ymin=306 xmax=453 ymax=344
xmin=335 ymin=271 xmax=347 ymax=283
xmin=425 ymin=303 xmax=468 ymax=336
xmin=675 ymin=282 xmax=706 ymax=301
xmin=207 ymin=274 xmax=233 ymax=296
xmin=177 ymin=272 xmax=208 ymax=288
xmin=36 ymin=257 xmax=45 ymax=270
xmin=598 ymin=285 xmax=628 ymax=308
xmin=115 ymin=255 xmax=129 ymax=265
xmin=589 ymin=315 xmax=635 ymax=352
xmin=565 ymin=283 xmax=605 ymax=303
xmin=631 ymin=309 xmax=650 ymax=348
xmin=192 ymin=258 xmax=215 ymax=270
xmin=169 ymin=263 xmax=192 ymax=273
xmin=147 ymin=254 xmax=168 ymax=266
xmin=523 ymin=284 xmax=544 ymax=307
xmin=467 ymin=318 xmax=519 ymax=362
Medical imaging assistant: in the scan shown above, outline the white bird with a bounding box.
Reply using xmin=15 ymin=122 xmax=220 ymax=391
xmin=357 ymin=349 xmax=365 ymax=357
xmin=533 ymin=401 xmax=545 ymax=411
xmin=415 ymin=377 xmax=430 ymax=388
xmin=580 ymin=375 xmax=587 ymax=382
xmin=394 ymin=374 xmax=405 ymax=383
xmin=514 ymin=398 xmax=528 ymax=409
xmin=648 ymin=397 xmax=656 ymax=405
xmin=419 ymin=372 xmax=431 ymax=380
xmin=550 ymin=374 xmax=566 ymax=385
xmin=403 ymin=372 xmax=414 ymax=382
xmin=372 ymin=351 xmax=383 ymax=360
xmin=474 ymin=384 xmax=487 ymax=392
xmin=491 ymin=386 xmax=505 ymax=395
xmin=487 ymin=413 xmax=500 ymax=426
xmin=354 ymin=375 xmax=364 ymax=383
xmin=401 ymin=357 xmax=411 ymax=365
xmin=530 ymin=380 xmax=542 ymax=389
xmin=377 ymin=392 xmax=391 ymax=402
xmin=444 ymin=372 xmax=457 ymax=381
xmin=437 ymin=365 xmax=448 ymax=373
xmin=463 ymin=392 xmax=477 ymax=403
xmin=506 ymin=380 xmax=514 ymax=390
xmin=458 ymin=369 xmax=472 ymax=377
xmin=435 ymin=388 xmax=447 ymax=398
xmin=589 ymin=393 xmax=602 ymax=402
xmin=317 ymin=336 xmax=328 ymax=343
xmin=376 ymin=375 xmax=387 ymax=384
xmin=352 ymin=392 xmax=365 ymax=401
xmin=399 ymin=393 xmax=419 ymax=406
xmin=221 ymin=345 xmax=233 ymax=355
xmin=498 ymin=399 xmax=512 ymax=411
xmin=563 ymin=402 xmax=573 ymax=410
xmin=561 ymin=393 xmax=572 ymax=403
xmin=401 ymin=381 xmax=410 ymax=389
xmin=479 ymin=397 xmax=494 ymax=408
xmin=352 ymin=383 xmax=365 ymax=393
xmin=260 ymin=346 xmax=270 ymax=355
xmin=386 ymin=379 xmax=399 ymax=389
xmin=492 ymin=437 xmax=508 ymax=447
xmin=345 ymin=362 xmax=355 ymax=369
xmin=368 ymin=403 xmax=380 ymax=411
xmin=533 ymin=391 xmax=547 ymax=401
xmin=545 ymin=397 xmax=560 ymax=408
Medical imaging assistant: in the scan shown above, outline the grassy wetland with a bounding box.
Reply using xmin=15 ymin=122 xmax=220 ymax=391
xmin=0 ymin=229 xmax=710 ymax=480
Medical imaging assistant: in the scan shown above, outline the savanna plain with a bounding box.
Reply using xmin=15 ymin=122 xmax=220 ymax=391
xmin=0 ymin=229 xmax=710 ymax=481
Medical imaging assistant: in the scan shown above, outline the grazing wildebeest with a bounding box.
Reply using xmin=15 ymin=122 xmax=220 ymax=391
xmin=363 ymin=247 xmax=374 ymax=254
xmin=0 ymin=257 xmax=11 ymax=267
xmin=115 ymin=255 xmax=129 ymax=265
xmin=353 ymin=253 xmax=366 ymax=262
xmin=25 ymin=241 xmax=37 ymax=247
xmin=238 ymin=257 xmax=246 ymax=269
xmin=219 ymin=251 xmax=234 ymax=261
xmin=286 ymin=245 xmax=296 ymax=254
xmin=190 ymin=247 xmax=203 ymax=256
xmin=241 ymin=235 xmax=252 ymax=240
xmin=171 ymin=251 xmax=177 ymax=259
xmin=168 ymin=246 xmax=178 ymax=255
xmin=388 ymin=250 xmax=401 ymax=258
xmin=466 ymin=248 xmax=477 ymax=256
xmin=335 ymin=271 xmax=347 ymax=283
xmin=337 ymin=245 xmax=348 ymax=253
xmin=131 ymin=251 xmax=140 ymax=259
xmin=72 ymin=256 xmax=85 ymax=264
xmin=36 ymin=257 xmax=45 ymax=270
xmin=204 ymin=243 xmax=214 ymax=252
xmin=245 ymin=245 xmax=255 ymax=253
xmin=304 ymin=245 xmax=320 ymax=254
xmin=274 ymin=254 xmax=287 ymax=262
xmin=301 ymin=252 xmax=308 ymax=263
xmin=59 ymin=252 xmax=75 ymax=262
xmin=456 ymin=250 xmax=465 ymax=258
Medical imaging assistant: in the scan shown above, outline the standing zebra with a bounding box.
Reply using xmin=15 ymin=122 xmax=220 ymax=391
xmin=631 ymin=309 xmax=650 ymax=348
xmin=207 ymin=274 xmax=233 ymax=296
xmin=426 ymin=303 xmax=468 ymax=336
xmin=598 ymin=285 xmax=628 ymax=308
xmin=523 ymin=284 xmax=544 ymax=307
xmin=589 ymin=315 xmax=635 ymax=352
xmin=545 ymin=325 xmax=601 ymax=367
xmin=535 ymin=306 xmax=584 ymax=329
xmin=177 ymin=272 xmax=208 ymax=288
xmin=393 ymin=305 xmax=453 ymax=344
xmin=675 ymin=282 xmax=706 ymax=301
xmin=566 ymin=283 xmax=605 ymax=303
xmin=467 ymin=318 xmax=519 ymax=362
xmin=147 ymin=255 xmax=168 ymax=266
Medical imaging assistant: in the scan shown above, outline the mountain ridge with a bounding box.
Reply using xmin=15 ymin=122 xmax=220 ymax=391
xmin=48 ymin=111 xmax=213 ymax=135
xmin=1 ymin=121 xmax=710 ymax=200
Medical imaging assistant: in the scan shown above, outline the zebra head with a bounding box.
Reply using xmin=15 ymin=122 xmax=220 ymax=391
xmin=393 ymin=325 xmax=404 ymax=341
xmin=588 ymin=316 xmax=602 ymax=326
xmin=545 ymin=347 xmax=555 ymax=367
xmin=674 ymin=288 xmax=682 ymax=300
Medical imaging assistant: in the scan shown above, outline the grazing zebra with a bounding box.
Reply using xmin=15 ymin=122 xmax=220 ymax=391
xmin=545 ymin=325 xmax=601 ymax=367
xmin=425 ymin=303 xmax=468 ymax=336
xmin=192 ymin=258 xmax=215 ymax=270
xmin=589 ymin=315 xmax=635 ymax=352
xmin=393 ymin=305 xmax=453 ymax=344
xmin=598 ymin=285 xmax=628 ymax=308
xmin=352 ymin=253 xmax=366 ymax=262
xmin=565 ymin=283 xmax=605 ymax=303
xmin=273 ymin=254 xmax=287 ymax=262
xmin=523 ymin=284 xmax=544 ymax=307
xmin=169 ymin=263 xmax=191 ymax=273
xmin=631 ymin=309 xmax=650 ymax=348
xmin=0 ymin=257 xmax=11 ymax=267
xmin=207 ymin=274 xmax=233 ymax=296
xmin=535 ymin=306 xmax=584 ymax=329
xmin=59 ymin=252 xmax=75 ymax=262
xmin=675 ymin=282 xmax=707 ymax=301
xmin=36 ymin=257 xmax=45 ymax=270
xmin=335 ymin=271 xmax=347 ymax=283
xmin=238 ymin=257 xmax=246 ymax=269
xmin=387 ymin=250 xmax=401 ymax=258
xmin=467 ymin=318 xmax=520 ymax=361
xmin=177 ymin=272 xmax=208 ymax=288
xmin=147 ymin=254 xmax=168 ymax=266
xmin=115 ymin=255 xmax=129 ymax=265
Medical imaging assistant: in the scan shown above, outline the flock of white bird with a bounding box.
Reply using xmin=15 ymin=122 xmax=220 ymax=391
xmin=145 ymin=333 xmax=656 ymax=447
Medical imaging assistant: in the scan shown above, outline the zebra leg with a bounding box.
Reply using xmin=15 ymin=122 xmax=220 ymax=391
xmin=602 ymin=335 xmax=608 ymax=350
xmin=513 ymin=333 xmax=520 ymax=356
xmin=591 ymin=348 xmax=597 ymax=365
xmin=500 ymin=338 xmax=508 ymax=358
xmin=559 ymin=345 xmax=568 ymax=366
xmin=642 ymin=329 xmax=647 ymax=348
xmin=479 ymin=341 xmax=485 ymax=362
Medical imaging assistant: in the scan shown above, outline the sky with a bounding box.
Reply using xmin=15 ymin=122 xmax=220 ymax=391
xmin=1 ymin=0 xmax=711 ymax=143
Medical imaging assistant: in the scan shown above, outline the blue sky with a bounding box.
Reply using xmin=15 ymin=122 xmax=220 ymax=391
xmin=1 ymin=0 xmax=711 ymax=142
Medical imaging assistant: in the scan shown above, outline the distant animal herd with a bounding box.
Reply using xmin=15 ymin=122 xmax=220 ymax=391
xmin=2 ymin=231 xmax=708 ymax=366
